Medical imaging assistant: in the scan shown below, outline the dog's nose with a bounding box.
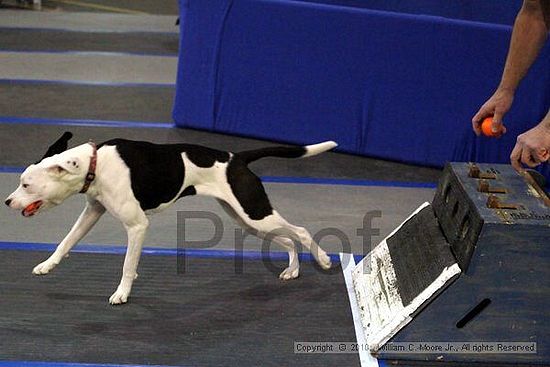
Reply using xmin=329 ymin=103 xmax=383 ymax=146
xmin=5 ymin=199 xmax=12 ymax=207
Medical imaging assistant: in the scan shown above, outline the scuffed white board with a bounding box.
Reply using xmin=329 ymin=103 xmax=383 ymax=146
xmin=352 ymin=202 xmax=461 ymax=352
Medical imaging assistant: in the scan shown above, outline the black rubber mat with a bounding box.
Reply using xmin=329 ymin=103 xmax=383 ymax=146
xmin=0 ymin=82 xmax=175 ymax=123
xmin=0 ymin=29 xmax=178 ymax=55
xmin=386 ymin=205 xmax=456 ymax=306
xmin=0 ymin=250 xmax=359 ymax=366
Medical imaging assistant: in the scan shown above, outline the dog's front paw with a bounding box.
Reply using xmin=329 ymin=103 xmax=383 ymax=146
xmin=109 ymin=287 xmax=131 ymax=305
xmin=32 ymin=259 xmax=57 ymax=275
xmin=279 ymin=266 xmax=300 ymax=280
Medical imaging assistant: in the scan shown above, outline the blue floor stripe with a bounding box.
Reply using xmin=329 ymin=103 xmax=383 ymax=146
xmin=0 ymin=166 xmax=436 ymax=188
xmin=261 ymin=175 xmax=437 ymax=189
xmin=0 ymin=166 xmax=24 ymax=173
xmin=0 ymin=362 xmax=181 ymax=367
xmin=0 ymin=116 xmax=175 ymax=129
xmin=0 ymin=78 xmax=175 ymax=88
xmin=0 ymin=50 xmax=177 ymax=58
xmin=0 ymin=241 xmax=362 ymax=263
xmin=0 ymin=26 xmax=179 ymax=36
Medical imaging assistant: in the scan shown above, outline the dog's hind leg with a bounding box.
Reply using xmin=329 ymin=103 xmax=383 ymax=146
xmin=205 ymin=159 xmax=331 ymax=278
xmin=270 ymin=235 xmax=300 ymax=280
xmin=258 ymin=211 xmax=333 ymax=272
xmin=217 ymin=199 xmax=300 ymax=279
xmin=218 ymin=200 xmax=331 ymax=279
xmin=32 ymin=199 xmax=106 ymax=275
xmin=216 ymin=199 xmax=258 ymax=235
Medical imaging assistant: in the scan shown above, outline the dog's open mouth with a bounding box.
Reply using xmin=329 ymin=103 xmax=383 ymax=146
xmin=22 ymin=200 xmax=43 ymax=217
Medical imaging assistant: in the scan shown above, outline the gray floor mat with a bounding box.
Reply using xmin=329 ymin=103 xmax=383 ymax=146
xmin=0 ymin=51 xmax=177 ymax=84
xmin=0 ymin=82 xmax=174 ymax=123
xmin=0 ymin=173 xmax=435 ymax=255
xmin=0 ymin=10 xmax=179 ymax=32
xmin=0 ymin=250 xmax=358 ymax=367
xmin=40 ymin=0 xmax=180 ymax=15
xmin=0 ymin=29 xmax=179 ymax=55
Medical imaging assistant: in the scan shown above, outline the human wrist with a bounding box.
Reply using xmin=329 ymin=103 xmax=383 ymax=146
xmin=496 ymin=84 xmax=516 ymax=96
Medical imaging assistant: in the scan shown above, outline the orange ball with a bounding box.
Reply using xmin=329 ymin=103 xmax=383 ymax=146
xmin=481 ymin=116 xmax=500 ymax=137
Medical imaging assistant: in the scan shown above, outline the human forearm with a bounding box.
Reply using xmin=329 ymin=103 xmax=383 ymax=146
xmin=499 ymin=0 xmax=550 ymax=93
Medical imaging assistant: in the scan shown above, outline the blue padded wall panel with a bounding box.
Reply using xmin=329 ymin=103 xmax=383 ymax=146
xmin=174 ymin=0 xmax=550 ymax=177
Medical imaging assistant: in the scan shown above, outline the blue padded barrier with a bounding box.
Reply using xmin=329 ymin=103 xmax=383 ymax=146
xmin=293 ymin=0 xmax=521 ymax=25
xmin=174 ymin=0 xmax=550 ymax=179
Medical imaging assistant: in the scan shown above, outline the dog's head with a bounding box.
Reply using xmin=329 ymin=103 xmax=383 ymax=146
xmin=4 ymin=132 xmax=88 ymax=217
xmin=5 ymin=155 xmax=87 ymax=217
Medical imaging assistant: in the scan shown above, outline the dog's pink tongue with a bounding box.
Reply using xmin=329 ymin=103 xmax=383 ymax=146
xmin=22 ymin=201 xmax=42 ymax=217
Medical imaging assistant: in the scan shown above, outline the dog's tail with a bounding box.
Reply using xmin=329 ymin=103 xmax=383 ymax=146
xmin=236 ymin=141 xmax=338 ymax=164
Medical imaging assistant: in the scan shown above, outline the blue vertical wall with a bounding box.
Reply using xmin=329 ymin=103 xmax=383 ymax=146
xmin=174 ymin=0 xmax=550 ymax=178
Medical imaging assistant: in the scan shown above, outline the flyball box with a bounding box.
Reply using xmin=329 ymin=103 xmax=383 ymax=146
xmin=353 ymin=162 xmax=550 ymax=366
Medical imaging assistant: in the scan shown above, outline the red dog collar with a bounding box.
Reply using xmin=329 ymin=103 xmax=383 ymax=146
xmin=80 ymin=141 xmax=97 ymax=194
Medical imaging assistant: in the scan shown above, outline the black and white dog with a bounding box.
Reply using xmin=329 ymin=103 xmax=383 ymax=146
xmin=5 ymin=133 xmax=336 ymax=304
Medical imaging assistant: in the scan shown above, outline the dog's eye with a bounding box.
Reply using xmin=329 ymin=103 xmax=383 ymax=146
xmin=22 ymin=184 xmax=29 ymax=189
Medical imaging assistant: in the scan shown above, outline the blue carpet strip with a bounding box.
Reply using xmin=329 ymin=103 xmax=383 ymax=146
xmin=0 ymin=241 xmax=364 ymax=264
xmin=0 ymin=116 xmax=175 ymax=128
xmin=0 ymin=78 xmax=174 ymax=88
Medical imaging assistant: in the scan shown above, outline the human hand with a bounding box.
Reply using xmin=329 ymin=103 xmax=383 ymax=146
xmin=472 ymin=88 xmax=514 ymax=137
xmin=510 ymin=122 xmax=550 ymax=172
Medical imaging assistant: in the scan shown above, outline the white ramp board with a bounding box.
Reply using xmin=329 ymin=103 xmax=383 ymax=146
xmin=352 ymin=202 xmax=461 ymax=352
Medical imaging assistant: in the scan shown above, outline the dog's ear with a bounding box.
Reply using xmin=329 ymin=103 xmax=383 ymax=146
xmin=37 ymin=132 xmax=73 ymax=164
xmin=46 ymin=157 xmax=82 ymax=177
